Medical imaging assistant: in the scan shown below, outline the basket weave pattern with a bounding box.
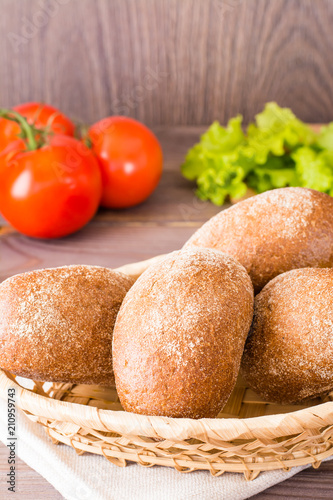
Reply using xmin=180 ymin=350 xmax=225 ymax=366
xmin=2 ymin=369 xmax=333 ymax=480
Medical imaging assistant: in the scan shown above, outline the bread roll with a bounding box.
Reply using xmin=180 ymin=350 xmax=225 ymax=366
xmin=241 ymin=268 xmax=333 ymax=404
xmin=0 ymin=265 xmax=134 ymax=385
xmin=184 ymin=187 xmax=333 ymax=293
xmin=113 ymin=248 xmax=254 ymax=419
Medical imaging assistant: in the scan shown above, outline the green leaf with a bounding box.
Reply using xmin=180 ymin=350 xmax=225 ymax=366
xmin=200 ymin=116 xmax=245 ymax=152
xmin=316 ymin=123 xmax=333 ymax=151
xmin=196 ymin=162 xmax=248 ymax=206
xmin=181 ymin=116 xmax=247 ymax=204
xmin=246 ymin=155 xmax=299 ymax=193
xmin=181 ymin=116 xmax=245 ymax=180
xmin=244 ymin=102 xmax=316 ymax=164
xmin=292 ymin=147 xmax=333 ymax=193
xmin=181 ymin=102 xmax=332 ymax=206
xmin=181 ymin=144 xmax=209 ymax=180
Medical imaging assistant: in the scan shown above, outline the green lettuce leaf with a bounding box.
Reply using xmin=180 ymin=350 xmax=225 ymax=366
xmin=196 ymin=163 xmax=248 ymax=206
xmin=247 ymin=156 xmax=299 ymax=193
xmin=292 ymin=147 xmax=333 ymax=194
xmin=181 ymin=101 xmax=333 ymax=205
xmin=244 ymin=102 xmax=315 ymax=164
xmin=181 ymin=116 xmax=247 ymax=205
xmin=316 ymin=123 xmax=333 ymax=151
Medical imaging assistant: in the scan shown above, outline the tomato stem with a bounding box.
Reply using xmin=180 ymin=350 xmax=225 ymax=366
xmin=0 ymin=109 xmax=39 ymax=151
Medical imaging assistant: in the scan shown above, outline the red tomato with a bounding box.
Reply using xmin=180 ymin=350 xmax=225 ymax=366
xmin=0 ymin=102 xmax=75 ymax=151
xmin=88 ymin=116 xmax=163 ymax=208
xmin=0 ymin=135 xmax=102 ymax=238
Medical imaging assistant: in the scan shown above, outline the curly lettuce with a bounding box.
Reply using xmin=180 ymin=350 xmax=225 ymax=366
xmin=181 ymin=102 xmax=332 ymax=205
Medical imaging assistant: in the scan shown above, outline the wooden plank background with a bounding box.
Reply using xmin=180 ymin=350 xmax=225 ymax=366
xmin=0 ymin=0 xmax=332 ymax=126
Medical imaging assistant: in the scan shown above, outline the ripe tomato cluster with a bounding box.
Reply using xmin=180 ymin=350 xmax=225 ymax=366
xmin=0 ymin=103 xmax=163 ymax=238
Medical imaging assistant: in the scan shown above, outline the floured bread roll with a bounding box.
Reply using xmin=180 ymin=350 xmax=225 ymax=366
xmin=185 ymin=187 xmax=333 ymax=293
xmin=241 ymin=268 xmax=333 ymax=404
xmin=113 ymin=247 xmax=254 ymax=419
xmin=0 ymin=265 xmax=134 ymax=385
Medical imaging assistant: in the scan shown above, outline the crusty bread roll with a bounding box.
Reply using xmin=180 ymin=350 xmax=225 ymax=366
xmin=113 ymin=248 xmax=254 ymax=419
xmin=0 ymin=265 xmax=134 ymax=385
xmin=241 ymin=268 xmax=333 ymax=404
xmin=184 ymin=187 xmax=333 ymax=293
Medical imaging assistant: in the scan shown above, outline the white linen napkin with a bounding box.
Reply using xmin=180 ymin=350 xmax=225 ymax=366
xmin=0 ymin=398 xmax=313 ymax=500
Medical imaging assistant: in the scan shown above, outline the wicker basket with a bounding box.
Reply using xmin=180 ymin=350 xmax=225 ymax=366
xmin=1 ymin=255 xmax=333 ymax=480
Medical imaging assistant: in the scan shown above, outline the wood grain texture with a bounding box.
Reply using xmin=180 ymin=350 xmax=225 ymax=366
xmin=0 ymin=0 xmax=333 ymax=126
xmin=1 ymin=126 xmax=333 ymax=496
xmin=252 ymin=461 xmax=333 ymax=499
xmin=0 ymin=445 xmax=63 ymax=499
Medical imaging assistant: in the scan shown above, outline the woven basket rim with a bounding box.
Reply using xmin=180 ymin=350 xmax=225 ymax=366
xmin=1 ymin=368 xmax=333 ymax=443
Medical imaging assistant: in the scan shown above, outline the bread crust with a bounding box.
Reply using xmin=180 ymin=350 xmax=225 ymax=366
xmin=241 ymin=268 xmax=333 ymax=404
xmin=113 ymin=248 xmax=254 ymax=419
xmin=0 ymin=265 xmax=134 ymax=385
xmin=184 ymin=187 xmax=333 ymax=293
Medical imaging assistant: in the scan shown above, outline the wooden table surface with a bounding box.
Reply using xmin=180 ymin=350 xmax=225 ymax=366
xmin=1 ymin=127 xmax=333 ymax=499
